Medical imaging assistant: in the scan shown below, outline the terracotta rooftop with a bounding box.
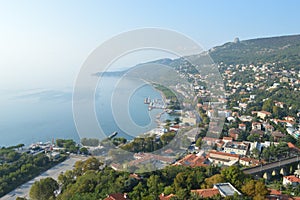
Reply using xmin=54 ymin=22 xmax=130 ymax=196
xmin=272 ymin=131 xmax=285 ymax=138
xmin=104 ymin=193 xmax=129 ymax=200
xmin=223 ymin=137 xmax=233 ymax=141
xmin=191 ymin=188 xmax=220 ymax=198
xmin=209 ymin=151 xmax=240 ymax=158
xmin=159 ymin=193 xmax=176 ymax=200
xmin=175 ymin=154 xmax=208 ymax=167
xmin=284 ymin=175 xmax=300 ymax=183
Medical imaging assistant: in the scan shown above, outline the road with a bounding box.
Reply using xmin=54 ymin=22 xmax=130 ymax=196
xmin=1 ymin=155 xmax=87 ymax=200
xmin=243 ymin=156 xmax=300 ymax=175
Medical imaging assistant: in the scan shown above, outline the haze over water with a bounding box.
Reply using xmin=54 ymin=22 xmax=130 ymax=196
xmin=0 ymin=75 xmax=164 ymax=147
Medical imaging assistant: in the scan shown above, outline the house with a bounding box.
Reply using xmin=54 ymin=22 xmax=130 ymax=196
xmin=252 ymin=122 xmax=262 ymax=130
xmin=223 ymin=142 xmax=249 ymax=156
xmin=213 ymin=183 xmax=242 ymax=197
xmin=266 ymin=189 xmax=291 ymax=200
xmin=191 ymin=188 xmax=220 ymax=198
xmin=285 ymin=116 xmax=296 ymax=122
xmin=208 ymin=151 xmax=239 ymax=166
xmin=287 ymin=142 xmax=300 ymax=153
xmin=159 ymin=193 xmax=176 ymax=200
xmin=207 ymin=110 xmax=215 ymax=118
xmin=218 ymin=110 xmax=232 ymax=117
xmin=283 ymin=175 xmax=300 ymax=186
xmin=202 ymin=137 xmax=220 ymax=146
xmin=229 ymin=132 xmax=239 ymax=141
xmin=239 ymin=157 xmax=261 ymax=166
xmin=271 ymin=131 xmax=285 ymax=142
xmin=182 ymin=117 xmax=197 ymax=126
xmin=252 ymin=111 xmax=272 ymax=119
xmin=250 ymin=95 xmax=256 ymax=100
xmin=174 ymin=154 xmax=209 ymax=167
xmin=265 ymin=124 xmax=274 ymax=133
xmin=239 ymin=115 xmax=253 ymax=122
xmin=229 ymin=128 xmax=240 ymax=140
xmin=238 ymin=123 xmax=246 ymax=131
xmin=280 ymin=77 xmax=289 ymax=83
xmin=273 ymin=119 xmax=296 ymax=127
xmin=239 ymin=103 xmax=248 ymax=110
xmin=104 ymin=193 xmax=129 ymax=200
xmin=274 ymin=101 xmax=284 ymax=108
xmin=222 ymin=137 xmax=233 ymax=143
xmin=250 ymin=129 xmax=264 ymax=138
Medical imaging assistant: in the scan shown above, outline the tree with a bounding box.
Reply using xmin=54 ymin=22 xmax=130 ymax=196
xmin=79 ymin=147 xmax=89 ymax=155
xmin=130 ymin=182 xmax=146 ymax=199
xmin=262 ymin=99 xmax=273 ymax=113
xmin=147 ymin=175 xmax=163 ymax=199
xmin=29 ymin=177 xmax=58 ymax=200
xmin=195 ymin=137 xmax=202 ymax=148
xmin=241 ymin=180 xmax=268 ymax=198
xmin=163 ymin=186 xmax=174 ymax=195
xmin=251 ymin=148 xmax=260 ymax=159
xmin=82 ymin=157 xmax=101 ymax=172
xmin=221 ymin=166 xmax=246 ymax=189
xmin=203 ymin=174 xmax=225 ymax=188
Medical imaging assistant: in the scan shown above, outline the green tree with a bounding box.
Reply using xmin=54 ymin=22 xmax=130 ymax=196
xmin=29 ymin=177 xmax=58 ymax=200
xmin=221 ymin=166 xmax=246 ymax=189
xmin=241 ymin=180 xmax=268 ymax=198
xmin=130 ymin=182 xmax=146 ymax=199
xmin=163 ymin=185 xmax=174 ymax=195
xmin=203 ymin=174 xmax=225 ymax=188
xmin=147 ymin=175 xmax=163 ymax=199
xmin=195 ymin=137 xmax=202 ymax=148
xmin=79 ymin=147 xmax=89 ymax=155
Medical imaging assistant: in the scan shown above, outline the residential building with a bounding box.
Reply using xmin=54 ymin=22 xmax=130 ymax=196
xmin=191 ymin=188 xmax=220 ymax=198
xmin=213 ymin=183 xmax=242 ymax=197
xmin=104 ymin=193 xmax=129 ymax=200
xmin=238 ymin=123 xmax=246 ymax=131
xmin=252 ymin=122 xmax=262 ymax=130
xmin=223 ymin=142 xmax=249 ymax=156
xmin=174 ymin=154 xmax=209 ymax=167
xmin=283 ymin=175 xmax=300 ymax=186
xmin=159 ymin=194 xmax=176 ymax=200
xmin=271 ymin=131 xmax=285 ymax=142
xmin=208 ymin=151 xmax=239 ymax=166
xmin=252 ymin=111 xmax=272 ymax=119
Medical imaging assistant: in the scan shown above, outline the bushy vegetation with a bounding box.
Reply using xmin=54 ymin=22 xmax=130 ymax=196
xmin=56 ymin=139 xmax=79 ymax=153
xmin=38 ymin=158 xmax=268 ymax=200
xmin=0 ymin=146 xmax=66 ymax=197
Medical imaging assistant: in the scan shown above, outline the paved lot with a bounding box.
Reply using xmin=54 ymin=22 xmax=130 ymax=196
xmin=1 ymin=156 xmax=87 ymax=200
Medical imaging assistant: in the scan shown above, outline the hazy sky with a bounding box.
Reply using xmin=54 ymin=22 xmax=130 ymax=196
xmin=1 ymin=0 xmax=299 ymax=90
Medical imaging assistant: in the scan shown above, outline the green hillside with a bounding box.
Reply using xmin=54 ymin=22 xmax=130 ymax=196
xmin=209 ymin=34 xmax=300 ymax=67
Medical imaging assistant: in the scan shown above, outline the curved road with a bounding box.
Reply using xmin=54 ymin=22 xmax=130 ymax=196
xmin=1 ymin=156 xmax=87 ymax=200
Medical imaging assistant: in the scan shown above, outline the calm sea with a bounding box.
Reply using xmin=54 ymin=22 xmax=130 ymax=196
xmin=0 ymin=75 xmax=165 ymax=147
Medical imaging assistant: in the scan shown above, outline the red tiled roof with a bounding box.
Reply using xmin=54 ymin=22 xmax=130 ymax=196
xmin=191 ymin=188 xmax=220 ymax=198
xmin=175 ymin=154 xmax=208 ymax=167
xmin=129 ymin=173 xmax=141 ymax=180
xmin=159 ymin=193 xmax=175 ymax=200
xmin=272 ymin=131 xmax=285 ymax=138
xmin=284 ymin=175 xmax=300 ymax=183
xmin=104 ymin=193 xmax=128 ymax=200
xmin=209 ymin=151 xmax=240 ymax=158
xmin=287 ymin=142 xmax=300 ymax=152
xmin=223 ymin=137 xmax=233 ymax=141
xmin=268 ymin=188 xmax=281 ymax=195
